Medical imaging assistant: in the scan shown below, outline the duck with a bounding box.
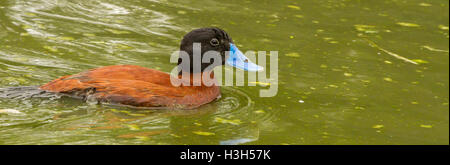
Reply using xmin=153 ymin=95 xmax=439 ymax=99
xmin=40 ymin=27 xmax=263 ymax=109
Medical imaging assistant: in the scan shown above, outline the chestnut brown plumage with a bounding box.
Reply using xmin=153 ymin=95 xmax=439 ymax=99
xmin=40 ymin=27 xmax=233 ymax=109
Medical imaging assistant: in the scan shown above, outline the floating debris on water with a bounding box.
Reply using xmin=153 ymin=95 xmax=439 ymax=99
xmin=438 ymin=25 xmax=449 ymax=31
xmin=215 ymin=117 xmax=242 ymax=125
xmin=328 ymin=84 xmax=339 ymax=88
xmin=396 ymin=22 xmax=420 ymax=27
xmin=248 ymin=81 xmax=271 ymax=86
xmin=422 ymin=45 xmax=449 ymax=53
xmin=364 ymin=39 xmax=418 ymax=65
xmin=344 ymin=73 xmax=353 ymax=77
xmin=383 ymin=77 xmax=393 ymax=82
xmin=420 ymin=124 xmax=433 ymax=128
xmin=192 ymin=131 xmax=215 ymax=136
xmin=298 ymin=100 xmax=304 ymax=103
xmin=372 ymin=125 xmax=384 ymax=129
xmin=287 ymin=5 xmax=301 ymax=10
xmin=260 ymin=38 xmax=271 ymax=42
xmin=328 ymin=41 xmax=339 ymax=44
xmin=411 ymin=59 xmax=428 ymax=64
xmin=419 ymin=3 xmax=432 ymax=7
xmin=354 ymin=24 xmax=378 ymax=33
xmin=170 ymin=134 xmax=181 ymax=138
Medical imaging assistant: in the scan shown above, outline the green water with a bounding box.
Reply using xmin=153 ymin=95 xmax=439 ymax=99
xmin=0 ymin=0 xmax=448 ymax=145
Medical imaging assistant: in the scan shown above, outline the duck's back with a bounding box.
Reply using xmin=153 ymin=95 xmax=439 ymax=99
xmin=40 ymin=65 xmax=220 ymax=109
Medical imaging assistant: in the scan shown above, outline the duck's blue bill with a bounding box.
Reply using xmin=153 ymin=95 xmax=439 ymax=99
xmin=226 ymin=43 xmax=263 ymax=71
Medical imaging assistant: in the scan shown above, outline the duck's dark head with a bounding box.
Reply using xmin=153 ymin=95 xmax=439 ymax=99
xmin=177 ymin=27 xmax=262 ymax=74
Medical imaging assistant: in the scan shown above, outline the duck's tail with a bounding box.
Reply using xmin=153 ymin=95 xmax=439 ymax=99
xmin=0 ymin=86 xmax=58 ymax=99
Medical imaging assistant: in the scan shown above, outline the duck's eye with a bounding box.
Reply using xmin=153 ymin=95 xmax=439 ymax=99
xmin=210 ymin=38 xmax=220 ymax=46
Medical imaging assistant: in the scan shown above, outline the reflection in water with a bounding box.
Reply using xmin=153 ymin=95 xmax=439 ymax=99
xmin=0 ymin=86 xmax=57 ymax=99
